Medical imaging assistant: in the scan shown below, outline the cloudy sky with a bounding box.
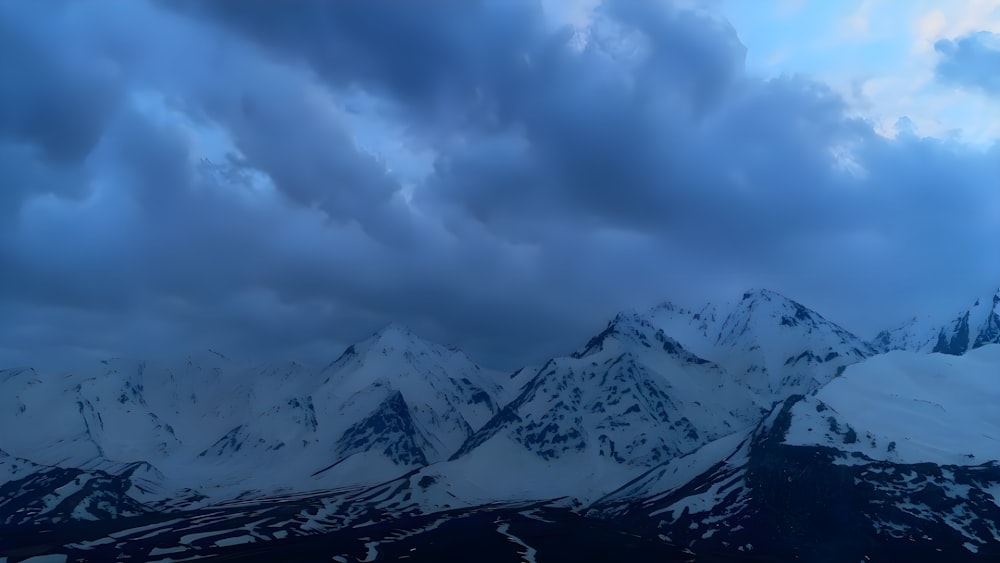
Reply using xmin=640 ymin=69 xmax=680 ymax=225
xmin=2 ymin=0 xmax=998 ymax=371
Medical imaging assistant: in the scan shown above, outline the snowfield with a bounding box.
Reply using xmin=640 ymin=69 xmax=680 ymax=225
xmin=785 ymin=344 xmax=1000 ymax=466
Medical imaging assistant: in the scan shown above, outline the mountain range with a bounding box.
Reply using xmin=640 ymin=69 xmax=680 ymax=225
xmin=1 ymin=286 xmax=998 ymax=562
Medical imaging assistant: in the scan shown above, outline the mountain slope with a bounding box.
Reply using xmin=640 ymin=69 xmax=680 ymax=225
xmin=595 ymin=344 xmax=1000 ymax=560
xmin=430 ymin=313 xmax=757 ymax=504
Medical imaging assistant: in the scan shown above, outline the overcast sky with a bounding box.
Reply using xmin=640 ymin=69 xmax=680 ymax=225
xmin=2 ymin=0 xmax=998 ymax=371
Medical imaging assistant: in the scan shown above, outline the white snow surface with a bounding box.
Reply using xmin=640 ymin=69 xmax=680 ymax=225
xmin=646 ymin=301 xmax=724 ymax=360
xmin=785 ymin=344 xmax=1000 ymax=465
xmin=20 ymin=556 xmax=67 ymax=563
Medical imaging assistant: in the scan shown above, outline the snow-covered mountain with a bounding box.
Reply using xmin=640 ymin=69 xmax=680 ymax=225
xmin=3 ymin=287 xmax=1000 ymax=561
xmin=0 ymin=287 xmax=878 ymax=521
xmin=462 ymin=313 xmax=751 ymax=463
xmin=873 ymin=286 xmax=1000 ymax=354
xmin=168 ymin=325 xmax=506 ymax=494
xmin=709 ymin=289 xmax=874 ymax=397
xmin=265 ymin=293 xmax=878 ymax=513
xmin=420 ymin=312 xmax=759 ymax=504
xmin=0 ymin=324 xmax=505 ymax=505
xmin=650 ymin=289 xmax=875 ymax=405
xmin=594 ymin=343 xmax=1000 ymax=560
xmin=314 ymin=324 xmax=501 ymax=465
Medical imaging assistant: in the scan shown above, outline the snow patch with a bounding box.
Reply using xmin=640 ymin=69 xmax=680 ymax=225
xmin=214 ymin=534 xmax=256 ymax=547
xmin=496 ymin=520 xmax=538 ymax=563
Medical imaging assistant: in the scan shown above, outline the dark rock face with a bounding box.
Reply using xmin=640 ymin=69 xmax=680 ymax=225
xmin=933 ymin=312 xmax=971 ymax=355
xmin=974 ymin=293 xmax=1000 ymax=348
xmin=336 ymin=391 xmax=428 ymax=466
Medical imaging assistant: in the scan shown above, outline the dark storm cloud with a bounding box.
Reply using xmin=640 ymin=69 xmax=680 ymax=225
xmin=0 ymin=0 xmax=998 ymax=372
xmin=0 ymin=1 xmax=121 ymax=215
xmin=0 ymin=3 xmax=121 ymax=165
xmin=186 ymin=0 xmax=750 ymax=234
xmin=172 ymin=0 xmax=548 ymax=127
xmin=935 ymin=32 xmax=1000 ymax=95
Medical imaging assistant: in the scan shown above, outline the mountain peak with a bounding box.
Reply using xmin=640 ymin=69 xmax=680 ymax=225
xmin=650 ymin=300 xmax=686 ymax=314
xmin=982 ymin=285 xmax=1000 ymax=306
xmin=313 ymin=323 xmax=501 ymax=467
xmin=714 ymin=288 xmax=873 ymax=398
xmin=871 ymin=283 xmax=1000 ymax=355
xmin=373 ymin=322 xmax=416 ymax=339
xmin=573 ymin=311 xmax=655 ymax=358
xmin=365 ymin=322 xmax=424 ymax=349
xmin=920 ymin=284 xmax=1000 ymax=355
xmin=730 ymin=288 xmax=832 ymax=327
xmin=365 ymin=324 xmax=480 ymax=367
xmin=572 ymin=311 xmax=712 ymax=368
xmin=325 ymin=323 xmax=434 ymax=370
xmin=739 ymin=288 xmax=797 ymax=305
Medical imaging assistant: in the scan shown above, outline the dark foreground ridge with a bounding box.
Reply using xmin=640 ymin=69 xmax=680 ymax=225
xmin=1 ymin=502 xmax=754 ymax=563
xmin=2 ymin=491 xmax=996 ymax=562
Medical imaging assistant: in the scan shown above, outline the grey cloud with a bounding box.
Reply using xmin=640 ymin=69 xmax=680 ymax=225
xmin=175 ymin=0 xmax=547 ymax=123
xmin=0 ymin=3 xmax=121 ymax=165
xmin=935 ymin=32 xmax=1000 ymax=95
xmin=188 ymin=73 xmax=413 ymax=245
xmin=0 ymin=2 xmax=121 ymax=216
xmin=0 ymin=0 xmax=998 ymax=373
xmin=600 ymin=1 xmax=746 ymax=112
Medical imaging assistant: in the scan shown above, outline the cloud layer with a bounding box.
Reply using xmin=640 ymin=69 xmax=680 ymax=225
xmin=936 ymin=31 xmax=1000 ymax=95
xmin=1 ymin=0 xmax=998 ymax=370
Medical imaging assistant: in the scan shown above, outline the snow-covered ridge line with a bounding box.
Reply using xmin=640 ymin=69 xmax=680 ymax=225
xmin=872 ymin=287 xmax=1000 ymax=354
xmin=0 ymin=285 xmax=997 ymax=524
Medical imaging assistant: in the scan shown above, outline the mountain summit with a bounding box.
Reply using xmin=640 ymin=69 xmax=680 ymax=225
xmin=648 ymin=289 xmax=874 ymax=406
xmin=873 ymin=286 xmax=1000 ymax=354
